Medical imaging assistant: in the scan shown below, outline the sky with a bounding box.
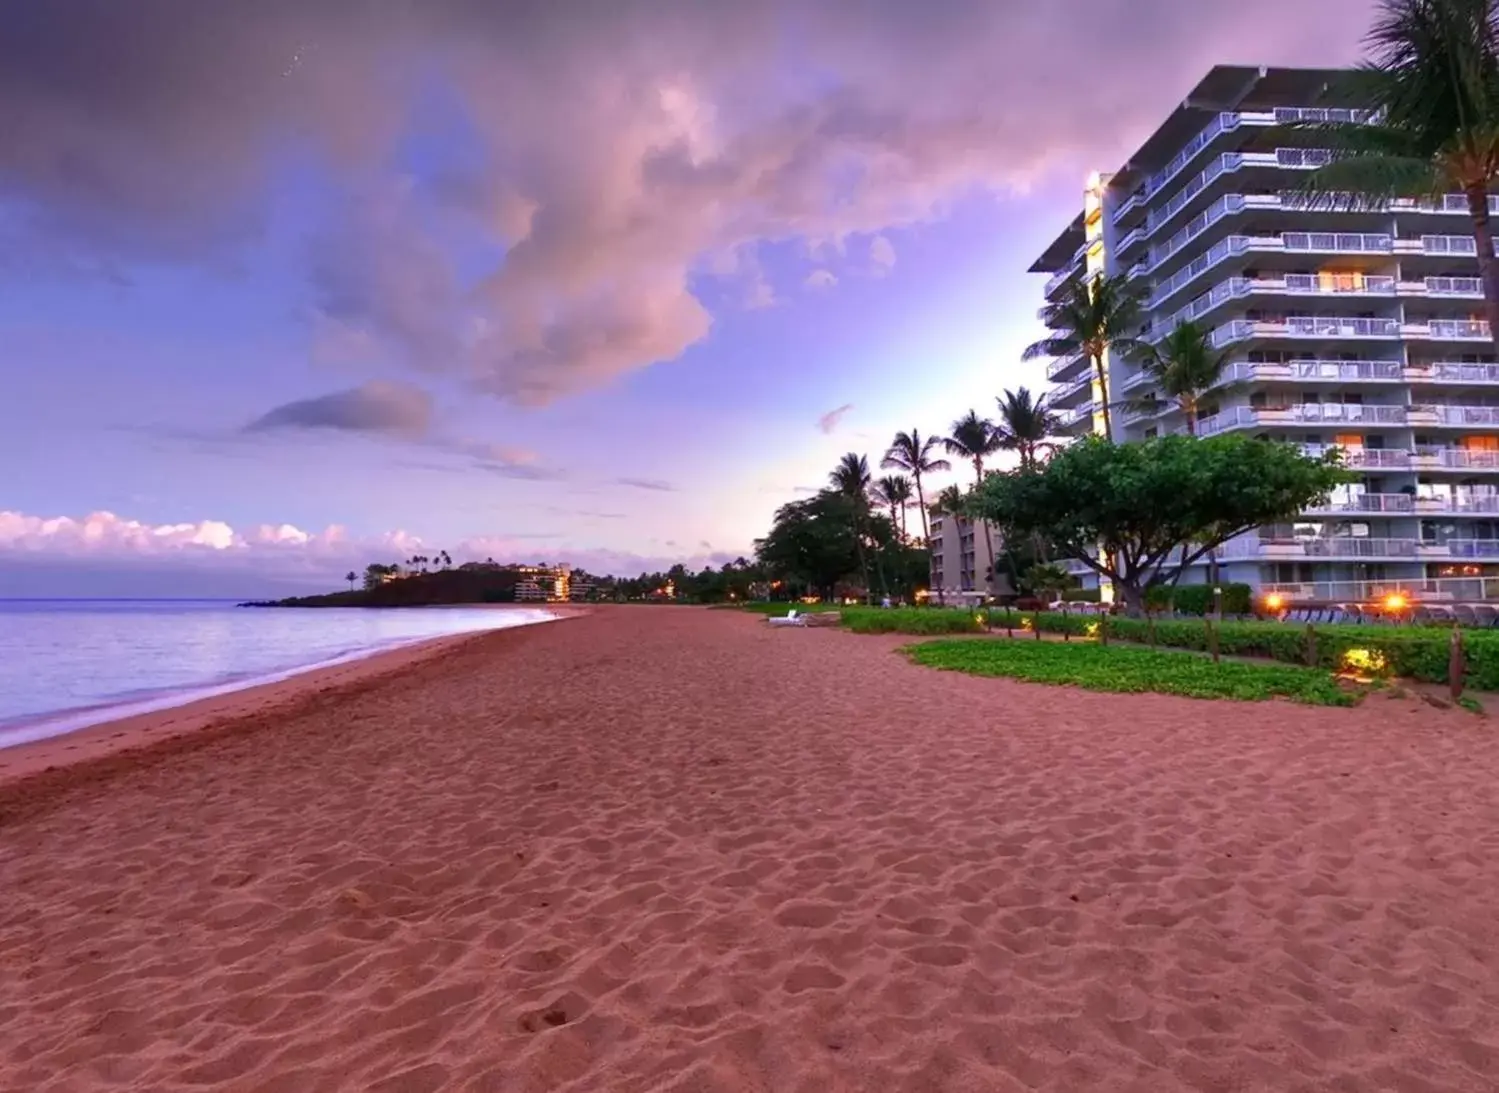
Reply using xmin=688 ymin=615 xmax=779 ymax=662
xmin=0 ymin=0 xmax=1374 ymax=597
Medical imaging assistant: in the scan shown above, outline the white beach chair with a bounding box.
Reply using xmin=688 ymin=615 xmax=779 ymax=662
xmin=767 ymin=609 xmax=807 ymax=628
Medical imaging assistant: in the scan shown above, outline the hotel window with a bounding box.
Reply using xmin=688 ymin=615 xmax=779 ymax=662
xmin=1462 ymin=435 xmax=1499 ymax=451
xmin=1335 ymin=432 xmax=1365 ymax=449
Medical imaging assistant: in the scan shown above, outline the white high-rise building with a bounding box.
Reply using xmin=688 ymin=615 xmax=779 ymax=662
xmin=1031 ymin=65 xmax=1499 ymax=604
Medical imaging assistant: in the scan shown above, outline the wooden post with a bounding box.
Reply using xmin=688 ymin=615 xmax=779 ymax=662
xmin=1034 ymin=613 xmax=1042 ymax=640
xmin=1147 ymin=610 xmax=1157 ymax=649
xmin=1304 ymin=623 xmax=1317 ymax=668
xmin=1099 ymin=612 xmax=1109 ymax=646
xmin=1062 ymin=604 xmax=1071 ymax=642
xmin=1450 ymin=625 xmax=1466 ymax=703
xmin=1206 ymin=616 xmax=1220 ymax=663
xmin=1005 ymin=608 xmax=1014 ymax=639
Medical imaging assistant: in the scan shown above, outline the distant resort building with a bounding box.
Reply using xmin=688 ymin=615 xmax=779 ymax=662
xmin=514 ymin=564 xmax=572 ymax=603
xmin=929 ymin=513 xmax=1009 ymax=602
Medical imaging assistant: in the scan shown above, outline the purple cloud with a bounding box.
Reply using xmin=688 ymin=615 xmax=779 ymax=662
xmin=0 ymin=1 xmax=1372 ymax=407
xmin=246 ymin=381 xmax=433 ymax=438
xmin=818 ymin=403 xmax=854 ymax=434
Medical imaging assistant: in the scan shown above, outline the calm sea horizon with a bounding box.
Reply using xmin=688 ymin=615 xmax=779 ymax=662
xmin=0 ymin=598 xmax=557 ymax=749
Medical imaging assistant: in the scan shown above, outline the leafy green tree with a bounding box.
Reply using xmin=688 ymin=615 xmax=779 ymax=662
xmin=881 ymin=429 xmax=950 ymax=547
xmin=1023 ymin=274 xmax=1147 ymax=440
xmin=996 ymin=386 xmax=1060 ymax=470
xmin=346 ymin=570 xmax=357 ymax=591
xmin=1296 ymin=0 xmax=1499 ymax=345
xmin=970 ymin=435 xmax=1348 ymax=615
xmin=755 ymin=491 xmax=863 ymax=600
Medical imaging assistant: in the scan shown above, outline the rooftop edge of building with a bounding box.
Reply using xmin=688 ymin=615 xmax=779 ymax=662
xmin=1028 ymin=64 xmax=1353 ymax=274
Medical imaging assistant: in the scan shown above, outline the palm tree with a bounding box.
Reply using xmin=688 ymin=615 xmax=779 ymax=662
xmin=871 ymin=474 xmax=914 ymax=540
xmin=1022 ymin=273 xmax=1147 ymax=440
xmin=881 ymin=429 xmax=950 ymax=546
xmin=345 ymin=570 xmax=357 ymax=591
xmin=1125 ymin=320 xmax=1240 ymax=434
xmin=1294 ymin=0 xmax=1499 ymax=348
xmin=829 ymin=452 xmax=877 ymax=602
xmin=995 ymin=387 xmax=1061 ymax=470
xmin=943 ymin=410 xmax=1003 ymax=590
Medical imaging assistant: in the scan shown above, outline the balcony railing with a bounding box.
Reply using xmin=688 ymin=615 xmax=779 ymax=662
xmin=1224 ymin=359 xmax=1403 ymax=384
xmin=1283 ymin=231 xmax=1394 ymax=254
xmin=1412 ymin=404 xmax=1499 ymax=426
xmin=1262 ymin=577 xmax=1499 ymax=603
xmin=1213 ymin=316 xmax=1401 ymax=347
xmin=1198 ymin=404 xmax=1406 ymax=435
xmin=1308 ymin=493 xmax=1415 ymax=514
xmin=1406 ymin=319 xmax=1493 ymax=340
xmin=1409 ymin=362 xmax=1499 ymax=384
xmin=1150 ymin=275 xmax=1399 ymax=342
xmin=1417 ymin=494 xmax=1499 ymax=513
xmin=1061 ymin=403 xmax=1093 ymax=428
xmin=1045 ymin=351 xmax=1088 ymax=381
xmin=1302 ymin=444 xmax=1413 ymax=468
xmin=1051 ymin=372 xmax=1092 ymax=405
xmin=1415 ymin=446 xmax=1499 ymax=469
xmin=1043 ymin=260 xmax=1082 ymax=299
xmin=1220 ymin=536 xmax=1420 ymax=560
xmin=1438 ymin=539 xmax=1499 ymax=558
xmin=1401 ymin=276 xmax=1484 ymax=297
xmin=1406 ymin=234 xmax=1499 ymax=256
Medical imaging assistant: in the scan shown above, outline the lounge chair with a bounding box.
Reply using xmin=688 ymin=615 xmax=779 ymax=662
xmin=767 ymin=609 xmax=807 ymax=628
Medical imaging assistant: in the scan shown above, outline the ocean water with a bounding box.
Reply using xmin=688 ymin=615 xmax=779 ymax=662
xmin=0 ymin=600 xmax=557 ymax=749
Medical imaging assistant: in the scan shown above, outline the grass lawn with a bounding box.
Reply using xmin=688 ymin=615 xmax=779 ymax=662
xmin=906 ymin=637 xmax=1359 ymax=706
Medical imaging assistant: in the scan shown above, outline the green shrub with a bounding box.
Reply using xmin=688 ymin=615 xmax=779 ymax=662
xmin=1142 ymin=582 xmax=1254 ymax=616
xmin=842 ymin=607 xmax=984 ymax=635
xmin=906 ymin=638 xmax=1355 ymax=706
xmin=1027 ymin=612 xmax=1497 ymax=688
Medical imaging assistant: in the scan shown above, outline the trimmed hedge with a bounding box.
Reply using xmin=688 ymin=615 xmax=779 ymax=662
xmin=1061 ymin=588 xmax=1102 ymax=603
xmin=1014 ymin=611 xmax=1494 ymax=689
xmin=842 ymin=607 xmax=986 ymax=635
xmin=1144 ymin=582 xmax=1254 ymax=616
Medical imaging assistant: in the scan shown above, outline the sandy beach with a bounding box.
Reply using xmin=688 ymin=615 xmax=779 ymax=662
xmin=2 ymin=607 xmax=1497 ymax=1092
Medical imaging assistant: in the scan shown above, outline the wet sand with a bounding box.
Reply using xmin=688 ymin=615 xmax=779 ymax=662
xmin=2 ymin=606 xmax=1496 ymax=1091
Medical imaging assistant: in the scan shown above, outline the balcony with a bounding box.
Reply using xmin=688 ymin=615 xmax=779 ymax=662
xmin=1301 ymin=445 xmax=1413 ymax=469
xmin=1118 ymin=369 xmax=1155 ymax=393
xmin=1431 ymin=539 xmax=1499 ymax=559
xmin=1403 ymin=319 xmax=1492 ymax=341
xmin=1150 ymin=275 xmax=1398 ymax=342
xmin=1415 ymin=494 xmax=1499 ymax=514
xmin=1045 ymin=350 xmax=1089 ymax=382
xmin=1398 ymin=276 xmax=1484 ymax=299
xmin=1147 ymin=233 xmax=1397 ymax=309
xmin=1212 ymin=316 xmax=1401 ymax=348
xmin=1223 ymin=359 xmax=1404 ymax=385
xmin=1409 ymin=404 xmax=1499 ymax=427
xmin=1414 ymin=446 xmax=1499 ymax=470
xmin=1307 ymin=493 xmax=1415 ymax=515
xmin=1395 ymin=234 xmax=1499 ymax=257
xmin=1198 ymin=404 xmax=1406 ymax=436
xmin=1408 ymin=362 xmax=1499 ymax=385
xmin=1146 ymin=149 xmax=1333 ymax=239
xmin=1219 ymin=536 xmax=1420 ymax=560
xmin=1050 ymin=371 xmax=1092 ymax=407
xmin=1060 ymin=403 xmax=1094 ymax=429
xmin=1043 ymin=259 xmax=1083 ymax=300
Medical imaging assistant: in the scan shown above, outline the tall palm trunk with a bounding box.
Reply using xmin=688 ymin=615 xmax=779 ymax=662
xmin=1466 ymin=184 xmax=1499 ymax=353
xmin=851 ymin=513 xmax=871 ymax=605
xmin=1091 ymin=347 xmax=1114 ymax=439
xmin=914 ymin=473 xmax=943 ymax=606
xmin=973 ymin=457 xmax=995 ymax=597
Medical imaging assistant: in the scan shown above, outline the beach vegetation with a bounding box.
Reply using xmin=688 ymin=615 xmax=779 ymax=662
xmin=906 ymin=639 xmax=1357 ymax=706
xmin=969 ymin=435 xmax=1348 ymax=616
